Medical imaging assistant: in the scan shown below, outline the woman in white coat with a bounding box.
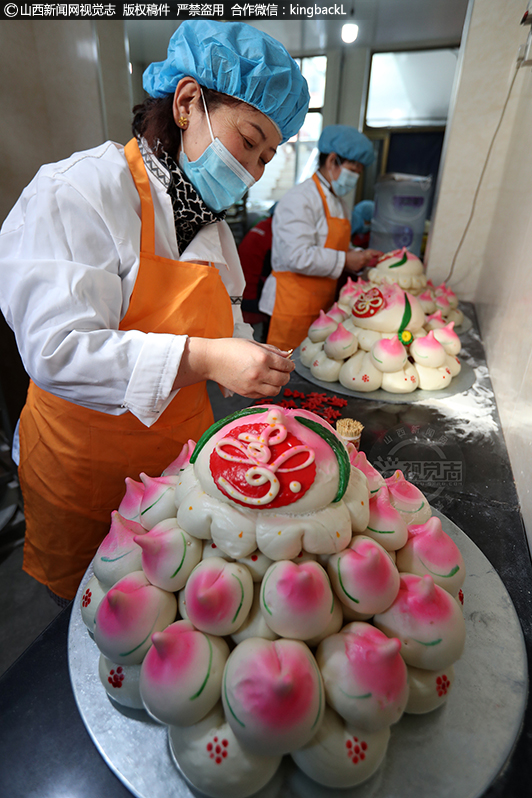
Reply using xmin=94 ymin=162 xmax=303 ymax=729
xmin=261 ymin=125 xmax=382 ymax=351
xmin=0 ymin=21 xmax=309 ymax=602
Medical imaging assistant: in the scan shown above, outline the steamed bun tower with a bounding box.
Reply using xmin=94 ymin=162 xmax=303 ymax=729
xmin=83 ymin=406 xmax=466 ymax=797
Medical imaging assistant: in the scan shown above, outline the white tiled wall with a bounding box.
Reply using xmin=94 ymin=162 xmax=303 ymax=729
xmin=0 ymin=20 xmax=131 ymax=227
xmin=428 ymin=0 xmax=532 ymax=549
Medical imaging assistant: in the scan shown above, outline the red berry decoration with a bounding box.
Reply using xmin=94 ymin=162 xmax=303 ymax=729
xmin=82 ymin=589 xmax=92 ymax=608
xmin=108 ymin=666 xmax=125 ymax=689
xmin=206 ymin=735 xmax=229 ymax=764
xmin=345 ymin=736 xmax=368 ymax=764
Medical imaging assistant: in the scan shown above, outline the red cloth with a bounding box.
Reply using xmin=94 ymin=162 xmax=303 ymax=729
xmin=351 ymin=231 xmax=370 ymax=248
xmin=238 ymin=217 xmax=273 ymax=325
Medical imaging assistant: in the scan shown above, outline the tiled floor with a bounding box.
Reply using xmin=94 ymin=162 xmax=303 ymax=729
xmin=0 ymin=379 xmax=253 ymax=678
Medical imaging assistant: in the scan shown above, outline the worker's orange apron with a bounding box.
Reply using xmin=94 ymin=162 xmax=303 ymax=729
xmin=266 ymin=173 xmax=351 ymax=351
xmin=18 ymin=138 xmax=234 ymax=600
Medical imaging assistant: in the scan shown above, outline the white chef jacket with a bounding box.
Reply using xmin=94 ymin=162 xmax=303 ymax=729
xmin=259 ymin=171 xmax=350 ymax=315
xmin=0 ymin=140 xmax=252 ymax=430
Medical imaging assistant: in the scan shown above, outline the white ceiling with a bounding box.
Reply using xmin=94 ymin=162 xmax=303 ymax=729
xmin=125 ymin=0 xmax=470 ymax=65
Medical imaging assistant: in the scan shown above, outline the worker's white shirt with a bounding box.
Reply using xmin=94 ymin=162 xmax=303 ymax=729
xmin=0 ymin=140 xmax=252 ymax=429
xmin=259 ymin=172 xmax=349 ymax=315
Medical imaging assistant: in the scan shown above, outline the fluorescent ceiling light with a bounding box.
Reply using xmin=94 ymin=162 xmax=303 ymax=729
xmin=341 ymin=23 xmax=359 ymax=44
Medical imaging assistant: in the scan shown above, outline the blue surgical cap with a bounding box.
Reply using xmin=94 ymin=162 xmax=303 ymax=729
xmin=143 ymin=21 xmax=310 ymax=144
xmin=355 ymin=200 xmax=375 ymax=222
xmin=318 ymin=125 xmax=375 ymax=167
xmin=351 ymin=202 xmax=375 ymax=235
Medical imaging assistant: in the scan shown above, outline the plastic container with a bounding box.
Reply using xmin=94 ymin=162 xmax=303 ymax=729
xmin=369 ymin=173 xmax=432 ymax=257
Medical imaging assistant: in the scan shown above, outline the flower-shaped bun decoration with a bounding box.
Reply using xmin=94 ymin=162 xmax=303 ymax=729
xmin=398 ymin=329 xmax=413 ymax=346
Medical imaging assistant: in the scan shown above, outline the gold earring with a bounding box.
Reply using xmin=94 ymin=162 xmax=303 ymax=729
xmin=178 ymin=115 xmax=189 ymax=129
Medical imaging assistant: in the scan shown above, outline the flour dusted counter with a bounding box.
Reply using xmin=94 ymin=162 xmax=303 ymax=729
xmin=0 ymin=303 xmax=530 ymax=798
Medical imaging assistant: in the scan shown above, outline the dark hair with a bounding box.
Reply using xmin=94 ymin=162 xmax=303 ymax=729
xmin=318 ymin=152 xmax=352 ymax=168
xmin=132 ymin=87 xmax=243 ymax=159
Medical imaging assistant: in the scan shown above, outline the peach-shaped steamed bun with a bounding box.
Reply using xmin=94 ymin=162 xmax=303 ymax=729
xmin=93 ymin=511 xmax=146 ymax=587
xmin=418 ymin=289 xmax=436 ymax=315
xmin=327 ymin=536 xmax=400 ymax=616
xmin=117 ymin=476 xmax=144 ymax=523
xmin=396 ymin=516 xmax=466 ymax=597
xmin=260 ymin=560 xmax=335 ymax=640
xmin=432 ymin=322 xmax=461 ymax=356
xmin=385 ymin=470 xmax=431 ymax=524
xmin=363 ymin=485 xmax=408 ymax=551
xmin=374 ymin=573 xmax=466 ymax=670
xmin=94 ymin=571 xmax=177 ymax=665
xmin=325 ymin=301 xmax=349 ymax=323
xmin=369 ymin=335 xmax=407 ymax=373
xmin=350 ymin=450 xmax=385 ymax=495
xmin=184 ymin=557 xmax=254 ymax=636
xmin=161 ymin=438 xmax=195 ymax=475
xmin=308 ymin=310 xmax=338 ymax=342
xmin=134 ymin=518 xmax=202 ymax=592
xmin=221 ymin=637 xmax=324 ymax=756
xmin=435 ymin=282 xmax=459 ymax=309
xmin=169 ymin=703 xmax=282 ymax=798
xmin=316 ymin=621 xmax=408 ymax=731
xmin=410 ymin=330 xmax=447 ymax=368
xmin=139 ymin=620 xmax=229 ymax=726
xmin=424 ymin=310 xmax=447 ymax=330
xmin=291 ymin=706 xmax=390 ymax=789
xmin=138 ymin=472 xmax=179 ymax=530
xmin=324 ymin=322 xmax=358 ymax=360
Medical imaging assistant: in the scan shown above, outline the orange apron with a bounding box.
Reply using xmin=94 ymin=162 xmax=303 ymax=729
xmin=18 ymin=138 xmax=234 ymax=600
xmin=266 ymin=173 xmax=351 ymax=351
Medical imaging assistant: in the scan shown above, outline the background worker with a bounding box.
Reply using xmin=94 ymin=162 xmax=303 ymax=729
xmin=260 ymin=124 xmax=382 ymax=351
xmin=351 ymin=199 xmax=375 ymax=248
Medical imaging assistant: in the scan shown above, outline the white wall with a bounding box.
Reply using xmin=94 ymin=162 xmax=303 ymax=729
xmin=428 ymin=0 xmax=532 ymax=548
xmin=0 ymin=20 xmax=131 ymax=227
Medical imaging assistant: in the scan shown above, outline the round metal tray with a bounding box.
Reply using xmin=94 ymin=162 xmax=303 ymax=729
xmin=293 ymin=349 xmax=476 ymax=404
xmin=68 ymin=509 xmax=527 ymax=798
xmin=454 ymin=315 xmax=473 ymax=336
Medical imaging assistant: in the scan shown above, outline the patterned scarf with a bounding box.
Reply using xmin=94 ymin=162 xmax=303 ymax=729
xmin=138 ymin=137 xmax=225 ymax=254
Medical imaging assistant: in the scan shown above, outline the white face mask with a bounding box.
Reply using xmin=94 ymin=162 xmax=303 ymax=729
xmin=331 ymin=163 xmax=359 ymax=196
xmin=178 ymin=90 xmax=256 ymax=213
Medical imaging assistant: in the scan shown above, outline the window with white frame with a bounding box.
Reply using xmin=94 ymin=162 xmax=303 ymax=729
xmin=366 ymin=49 xmax=459 ymax=129
xmin=246 ymin=55 xmax=327 ymax=219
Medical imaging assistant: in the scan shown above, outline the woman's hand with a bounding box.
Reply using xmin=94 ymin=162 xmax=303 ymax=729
xmin=344 ymin=248 xmax=382 ymax=274
xmin=174 ymin=337 xmax=294 ymax=398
